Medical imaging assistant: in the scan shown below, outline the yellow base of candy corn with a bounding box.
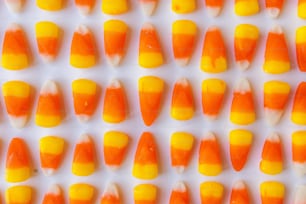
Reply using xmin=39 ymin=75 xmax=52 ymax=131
xmin=37 ymin=0 xmax=62 ymax=11
xmin=35 ymin=114 xmax=62 ymax=127
xmin=292 ymin=112 xmax=306 ymax=125
xmin=264 ymin=61 xmax=290 ymax=74
xmin=260 ymin=160 xmax=283 ymax=175
xmin=103 ymin=114 xmax=124 ymax=123
xmin=70 ymin=55 xmax=95 ymax=68
xmin=102 ymin=0 xmax=128 ymax=14
xmin=134 ymin=184 xmax=157 ymax=201
xmin=139 ymin=53 xmax=163 ymax=68
xmin=201 ymin=56 xmax=227 ymax=73
xmin=2 ymin=54 xmax=28 ymax=70
xmin=6 ymin=186 xmax=32 ymax=203
xmin=298 ymin=3 xmax=306 ymax=19
xmin=171 ymin=107 xmax=194 ymax=120
xmin=69 ymin=184 xmax=94 ymax=201
xmin=198 ymin=164 xmax=222 ymax=176
xmin=230 ymin=112 xmax=255 ymax=125
xmin=172 ymin=0 xmax=196 ymax=14
xmin=6 ymin=167 xmax=30 ymax=182
xmin=132 ymin=164 xmax=158 ymax=180
xmin=72 ymin=163 xmax=95 ymax=176
xmin=235 ymin=1 xmax=259 ymax=16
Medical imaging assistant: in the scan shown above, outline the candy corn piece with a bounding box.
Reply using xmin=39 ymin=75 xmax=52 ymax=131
xmin=5 ymin=0 xmax=24 ymax=12
xmin=201 ymin=27 xmax=227 ymax=73
xmin=202 ymin=79 xmax=226 ymax=120
xmin=205 ymin=0 xmax=223 ymax=17
xmin=6 ymin=185 xmax=32 ymax=204
xmin=230 ymin=181 xmax=250 ymax=204
xmin=70 ymin=25 xmax=96 ymax=68
xmin=35 ymin=80 xmax=63 ymax=127
xmin=69 ymin=183 xmax=95 ymax=204
xmin=229 ymin=129 xmax=253 ymax=171
xmin=172 ymin=20 xmax=196 ymax=66
xmin=2 ymin=23 xmax=30 ymax=70
xmin=234 ymin=24 xmax=259 ymax=70
xmin=292 ymin=131 xmax=306 ymax=175
xmin=134 ymin=184 xmax=157 ymax=204
xmin=39 ymin=136 xmax=65 ymax=176
xmin=171 ymin=132 xmax=194 ymax=173
xmin=140 ymin=0 xmax=157 ymax=16
xmin=133 ymin=132 xmax=158 ymax=180
xmin=102 ymin=0 xmax=128 ymax=14
xmin=199 ymin=132 xmax=222 ymax=176
xmin=42 ymin=184 xmax=64 ymax=204
xmin=139 ymin=23 xmax=163 ymax=68
xmin=264 ymin=26 xmax=290 ymax=74
xmin=171 ymin=78 xmax=194 ymax=120
xmin=298 ymin=0 xmax=306 ymax=19
xmin=138 ymin=76 xmax=164 ymax=126
xmin=264 ymin=81 xmax=290 ymax=126
xmin=235 ymin=0 xmax=260 ymax=16
xmin=296 ymin=26 xmax=306 ymax=72
xmin=200 ymin=181 xmax=224 ymax=204
xmin=230 ymin=78 xmax=256 ymax=125
xmin=172 ymin=0 xmax=196 ymax=14
xmin=294 ymin=185 xmax=306 ymax=204
xmin=2 ymin=81 xmax=31 ymax=128
xmin=104 ymin=131 xmax=129 ymax=169
xmin=260 ymin=181 xmax=285 ymax=204
xmin=100 ymin=183 xmax=120 ymax=204
xmin=72 ymin=79 xmax=99 ymax=123
xmin=37 ymin=0 xmax=63 ymax=11
xmin=6 ymin=138 xmax=31 ymax=183
xmin=72 ymin=134 xmax=96 ymax=176
xmin=35 ymin=21 xmax=60 ymax=62
xmin=292 ymin=82 xmax=306 ymax=125
xmin=103 ymin=79 xmax=127 ymax=123
xmin=169 ymin=182 xmax=189 ymax=204
xmin=75 ymin=0 xmax=94 ymax=15
xmin=260 ymin=133 xmax=283 ymax=175
xmin=104 ymin=20 xmax=128 ymax=66
xmin=265 ymin=0 xmax=284 ymax=17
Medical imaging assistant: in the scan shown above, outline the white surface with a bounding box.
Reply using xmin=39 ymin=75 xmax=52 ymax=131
xmin=0 ymin=0 xmax=305 ymax=203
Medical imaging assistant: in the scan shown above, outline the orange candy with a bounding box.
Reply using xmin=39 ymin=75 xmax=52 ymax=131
xmin=265 ymin=0 xmax=284 ymax=17
xmin=100 ymin=183 xmax=120 ymax=204
xmin=292 ymin=82 xmax=306 ymax=125
xmin=230 ymin=181 xmax=250 ymax=204
xmin=169 ymin=182 xmax=189 ymax=204
xmin=205 ymin=0 xmax=223 ymax=17
xmin=75 ymin=0 xmax=94 ymax=15
xmin=42 ymin=184 xmax=64 ymax=204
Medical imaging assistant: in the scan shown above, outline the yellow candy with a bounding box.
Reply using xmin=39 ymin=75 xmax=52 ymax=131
xmin=6 ymin=185 xmax=32 ymax=204
xmin=298 ymin=1 xmax=306 ymax=19
xmin=260 ymin=181 xmax=285 ymax=203
xmin=134 ymin=184 xmax=157 ymax=203
xmin=37 ymin=0 xmax=63 ymax=11
xmin=102 ymin=0 xmax=128 ymax=14
xmin=69 ymin=183 xmax=95 ymax=203
xmin=235 ymin=0 xmax=259 ymax=16
xmin=172 ymin=0 xmax=196 ymax=13
xmin=200 ymin=182 xmax=224 ymax=203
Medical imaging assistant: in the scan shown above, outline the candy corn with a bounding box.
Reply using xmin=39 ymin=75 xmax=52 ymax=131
xmin=264 ymin=81 xmax=290 ymax=126
xmin=139 ymin=23 xmax=163 ymax=68
xmin=101 ymin=183 xmax=120 ymax=204
xmin=69 ymin=183 xmax=95 ymax=204
xmin=205 ymin=0 xmax=223 ymax=17
xmin=260 ymin=133 xmax=283 ymax=175
xmin=202 ymin=79 xmax=226 ymax=120
xmin=2 ymin=80 xmax=32 ymax=128
xmin=265 ymin=0 xmax=284 ymax=17
xmin=229 ymin=129 xmax=253 ymax=171
xmin=200 ymin=181 xmax=224 ymax=204
xmin=172 ymin=0 xmax=196 ymax=13
xmin=234 ymin=24 xmax=259 ymax=70
xmin=292 ymin=131 xmax=306 ymax=175
xmin=199 ymin=132 xmax=222 ymax=176
xmin=292 ymin=82 xmax=306 ymax=125
xmin=294 ymin=185 xmax=306 ymax=204
xmin=171 ymin=78 xmax=194 ymax=121
xmin=103 ymin=79 xmax=127 ymax=123
xmin=104 ymin=131 xmax=129 ymax=169
xmin=230 ymin=181 xmax=250 ymax=204
xmin=235 ymin=0 xmax=259 ymax=16
xmin=104 ymin=20 xmax=128 ymax=66
xmin=133 ymin=132 xmax=158 ymax=180
xmin=75 ymin=0 xmax=94 ymax=15
xmin=102 ymin=0 xmax=128 ymax=14
xmin=5 ymin=0 xmax=24 ymax=12
xmin=264 ymin=26 xmax=290 ymax=74
xmin=39 ymin=136 xmax=65 ymax=176
xmin=201 ymin=27 xmax=227 ymax=73
xmin=6 ymin=138 xmax=31 ymax=183
xmin=171 ymin=132 xmax=194 ymax=173
xmin=35 ymin=21 xmax=60 ymax=62
xmin=70 ymin=25 xmax=96 ymax=68
xmin=169 ymin=182 xmax=189 ymax=204
xmin=140 ymin=0 xmax=157 ymax=16
xmin=230 ymin=78 xmax=256 ymax=125
xmin=138 ymin=76 xmax=164 ymax=126
xmin=37 ymin=0 xmax=63 ymax=11
xmin=35 ymin=80 xmax=63 ymax=128
xmin=2 ymin=23 xmax=30 ymax=70
xmin=172 ymin=20 xmax=196 ymax=66
xmin=134 ymin=184 xmax=157 ymax=204
xmin=72 ymin=79 xmax=99 ymax=123
xmin=42 ymin=184 xmax=64 ymax=204
xmin=6 ymin=185 xmax=32 ymax=204
xmin=72 ymin=134 xmax=96 ymax=176
xmin=260 ymin=181 xmax=285 ymax=204
xmin=296 ymin=26 xmax=306 ymax=72
xmin=298 ymin=0 xmax=306 ymax=19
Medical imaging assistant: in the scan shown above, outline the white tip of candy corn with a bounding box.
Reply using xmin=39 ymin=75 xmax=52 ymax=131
xmin=293 ymin=162 xmax=306 ymax=176
xmin=77 ymin=5 xmax=91 ymax=15
xmin=205 ymin=114 xmax=217 ymax=121
xmin=141 ymin=1 xmax=156 ymax=16
xmin=174 ymin=166 xmax=185 ymax=174
xmin=175 ymin=58 xmax=189 ymax=67
xmin=294 ymin=185 xmax=306 ymax=204
xmin=41 ymin=54 xmax=55 ymax=63
xmin=267 ymin=8 xmax=280 ymax=18
xmin=207 ymin=6 xmax=221 ymax=17
xmin=103 ymin=183 xmax=119 ymax=197
xmin=234 ymin=78 xmax=251 ymax=92
xmin=8 ymin=23 xmax=21 ymax=32
xmin=41 ymin=80 xmax=58 ymax=95
xmin=42 ymin=168 xmax=55 ymax=176
xmin=5 ymin=0 xmax=23 ymax=12
xmin=173 ymin=182 xmax=187 ymax=192
xmin=48 ymin=184 xmax=61 ymax=195
xmin=237 ymin=60 xmax=250 ymax=71
xmin=264 ymin=108 xmax=282 ymax=126
xmin=107 ymin=54 xmax=122 ymax=67
xmin=9 ymin=115 xmax=27 ymax=129
xmin=76 ymin=24 xmax=90 ymax=35
xmin=233 ymin=180 xmax=246 ymax=190
xmin=77 ymin=114 xmax=90 ymax=123
xmin=270 ymin=25 xmax=283 ymax=34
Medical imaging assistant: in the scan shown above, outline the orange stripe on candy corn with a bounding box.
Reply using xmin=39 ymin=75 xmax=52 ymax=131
xmin=292 ymin=131 xmax=306 ymax=175
xmin=100 ymin=183 xmax=120 ymax=204
xmin=169 ymin=182 xmax=189 ymax=204
xmin=75 ymin=0 xmax=94 ymax=15
xmin=205 ymin=0 xmax=223 ymax=17
xmin=140 ymin=0 xmax=157 ymax=16
xmin=230 ymin=181 xmax=250 ymax=204
xmin=292 ymin=82 xmax=306 ymax=125
xmin=296 ymin=26 xmax=306 ymax=72
xmin=42 ymin=184 xmax=64 ymax=204
xmin=265 ymin=0 xmax=284 ymax=17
